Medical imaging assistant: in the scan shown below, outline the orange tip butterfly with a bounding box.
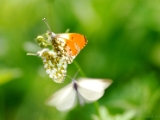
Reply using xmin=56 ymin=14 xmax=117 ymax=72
xmin=36 ymin=18 xmax=88 ymax=64
xmin=46 ymin=78 xmax=112 ymax=111
xmin=27 ymin=18 xmax=88 ymax=83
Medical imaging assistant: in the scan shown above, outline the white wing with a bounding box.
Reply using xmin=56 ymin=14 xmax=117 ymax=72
xmin=77 ymin=78 xmax=112 ymax=102
xmin=46 ymin=83 xmax=77 ymax=111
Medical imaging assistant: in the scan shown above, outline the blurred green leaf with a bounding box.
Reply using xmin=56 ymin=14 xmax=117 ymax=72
xmin=92 ymin=106 xmax=136 ymax=120
xmin=0 ymin=68 xmax=22 ymax=85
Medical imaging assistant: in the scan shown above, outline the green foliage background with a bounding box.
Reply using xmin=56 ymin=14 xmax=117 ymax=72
xmin=0 ymin=0 xmax=160 ymax=120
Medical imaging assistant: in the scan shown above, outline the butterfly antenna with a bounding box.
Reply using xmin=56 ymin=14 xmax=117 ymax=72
xmin=73 ymin=69 xmax=80 ymax=79
xmin=42 ymin=18 xmax=51 ymax=31
xmin=66 ymin=75 xmax=72 ymax=80
xmin=66 ymin=69 xmax=80 ymax=82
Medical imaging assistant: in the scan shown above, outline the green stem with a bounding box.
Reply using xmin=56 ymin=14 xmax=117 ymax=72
xmin=94 ymin=101 xmax=102 ymax=120
xmin=73 ymin=60 xmax=86 ymax=77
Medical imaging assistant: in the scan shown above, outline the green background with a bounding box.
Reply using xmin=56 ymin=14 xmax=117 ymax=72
xmin=0 ymin=0 xmax=160 ymax=120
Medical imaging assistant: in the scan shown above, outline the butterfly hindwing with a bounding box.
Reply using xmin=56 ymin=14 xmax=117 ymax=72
xmin=37 ymin=48 xmax=67 ymax=83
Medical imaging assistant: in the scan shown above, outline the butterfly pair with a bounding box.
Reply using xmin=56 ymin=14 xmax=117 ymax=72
xmin=27 ymin=19 xmax=113 ymax=112
xmin=28 ymin=18 xmax=87 ymax=83
xmin=47 ymin=78 xmax=112 ymax=111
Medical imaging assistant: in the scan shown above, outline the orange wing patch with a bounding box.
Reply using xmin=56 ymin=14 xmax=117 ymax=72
xmin=57 ymin=33 xmax=87 ymax=56
xmin=65 ymin=40 xmax=78 ymax=56
xmin=68 ymin=33 xmax=87 ymax=50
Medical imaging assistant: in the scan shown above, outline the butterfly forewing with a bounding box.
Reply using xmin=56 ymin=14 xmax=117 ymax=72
xmin=47 ymin=84 xmax=77 ymax=111
xmin=56 ymin=33 xmax=87 ymax=56
xmin=57 ymin=33 xmax=87 ymax=48
xmin=78 ymin=78 xmax=112 ymax=91
xmin=77 ymin=78 xmax=112 ymax=102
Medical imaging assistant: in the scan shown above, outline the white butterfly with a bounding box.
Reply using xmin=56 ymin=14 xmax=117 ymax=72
xmin=46 ymin=78 xmax=112 ymax=111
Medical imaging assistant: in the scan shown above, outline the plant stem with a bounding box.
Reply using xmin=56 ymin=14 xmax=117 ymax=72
xmin=94 ymin=101 xmax=102 ymax=120
xmin=73 ymin=61 xmax=86 ymax=77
